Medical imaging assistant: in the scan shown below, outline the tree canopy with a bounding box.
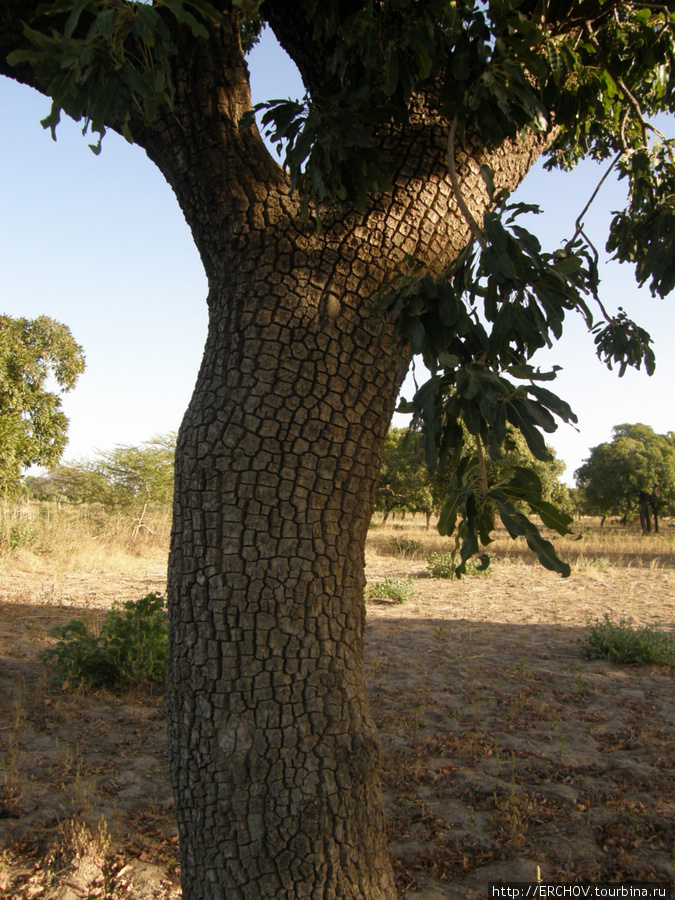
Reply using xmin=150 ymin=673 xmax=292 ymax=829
xmin=0 ymin=314 xmax=85 ymax=494
xmin=3 ymin=1 xmax=674 ymax=575
xmin=576 ymin=423 xmax=675 ymax=532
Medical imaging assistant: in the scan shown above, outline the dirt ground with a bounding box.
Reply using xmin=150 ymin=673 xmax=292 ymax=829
xmin=0 ymin=547 xmax=674 ymax=899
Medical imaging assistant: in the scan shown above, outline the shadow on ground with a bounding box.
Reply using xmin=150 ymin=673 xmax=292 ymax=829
xmin=1 ymin=601 xmax=674 ymax=898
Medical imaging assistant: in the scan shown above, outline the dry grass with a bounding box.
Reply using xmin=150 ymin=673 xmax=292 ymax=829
xmin=4 ymin=501 xmax=674 ymax=575
xmin=0 ymin=500 xmax=170 ymax=576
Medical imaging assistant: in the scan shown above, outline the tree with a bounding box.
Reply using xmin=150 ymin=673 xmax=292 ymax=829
xmin=24 ymin=465 xmax=108 ymax=507
xmin=26 ymin=433 xmax=176 ymax=527
xmin=3 ymin=2 xmax=674 ymax=896
xmin=87 ymin=433 xmax=176 ymax=535
xmin=0 ymin=314 xmax=85 ymax=494
xmin=375 ymin=427 xmax=436 ymax=524
xmin=576 ymin=424 xmax=675 ymax=533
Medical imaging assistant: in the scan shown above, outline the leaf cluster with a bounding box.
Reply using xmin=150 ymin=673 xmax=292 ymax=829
xmin=41 ymin=592 xmax=168 ymax=691
xmin=607 ymin=142 xmax=675 ymax=298
xmin=7 ymin=0 xmax=227 ymax=151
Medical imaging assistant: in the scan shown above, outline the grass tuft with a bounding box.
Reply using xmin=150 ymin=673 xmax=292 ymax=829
xmin=364 ymin=577 xmax=417 ymax=604
xmin=580 ymin=614 xmax=675 ymax=668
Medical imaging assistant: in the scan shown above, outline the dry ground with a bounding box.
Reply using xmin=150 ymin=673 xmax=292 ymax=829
xmin=0 ymin=520 xmax=674 ymax=898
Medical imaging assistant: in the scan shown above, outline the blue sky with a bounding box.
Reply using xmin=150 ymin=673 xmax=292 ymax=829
xmin=1 ymin=28 xmax=673 ymax=485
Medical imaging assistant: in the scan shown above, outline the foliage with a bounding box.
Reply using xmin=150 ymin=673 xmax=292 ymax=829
xmin=8 ymin=523 xmax=36 ymax=551
xmin=88 ymin=433 xmax=176 ymax=513
xmin=41 ymin=592 xmax=168 ymax=691
xmin=24 ymin=465 xmax=109 ymax=505
xmin=426 ymin=550 xmax=489 ymax=579
xmin=6 ymin=0 xmax=231 ymax=152
xmin=575 ymin=424 xmax=675 ymax=532
xmin=376 ymin=424 xmax=570 ymax=534
xmin=580 ymin=614 xmax=675 ymax=669
xmin=364 ymin=577 xmax=417 ymax=604
xmin=375 ymin=428 xmax=436 ymax=522
xmin=8 ymin=1 xmax=675 ymax=581
xmin=0 ymin=315 xmax=85 ymax=495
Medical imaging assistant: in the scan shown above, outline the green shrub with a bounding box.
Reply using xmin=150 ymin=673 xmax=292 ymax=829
xmin=41 ymin=592 xmax=168 ymax=691
xmin=580 ymin=614 xmax=675 ymax=668
xmin=364 ymin=577 xmax=417 ymax=604
xmin=426 ymin=551 xmax=489 ymax=579
xmin=9 ymin=523 xmax=35 ymax=550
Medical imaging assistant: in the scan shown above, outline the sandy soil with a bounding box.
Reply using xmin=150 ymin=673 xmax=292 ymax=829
xmin=0 ymin=552 xmax=674 ymax=898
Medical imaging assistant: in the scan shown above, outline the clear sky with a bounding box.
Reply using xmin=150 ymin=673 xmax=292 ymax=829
xmin=1 ymin=28 xmax=673 ymax=485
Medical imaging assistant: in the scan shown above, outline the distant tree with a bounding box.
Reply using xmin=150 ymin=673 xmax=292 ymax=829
xmin=0 ymin=315 xmax=85 ymax=494
xmin=375 ymin=428 xmax=436 ymax=526
xmin=85 ymin=433 xmax=176 ymax=535
xmin=24 ymin=465 xmax=109 ymax=508
xmin=28 ymin=435 xmax=176 ymax=531
xmin=575 ymin=424 xmax=675 ymax=533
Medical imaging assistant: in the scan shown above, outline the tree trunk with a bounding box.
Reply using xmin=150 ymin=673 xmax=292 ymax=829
xmin=168 ymin=262 xmax=406 ymax=897
xmin=146 ymin=48 xmax=548 ymax=898
xmin=639 ymin=491 xmax=651 ymax=534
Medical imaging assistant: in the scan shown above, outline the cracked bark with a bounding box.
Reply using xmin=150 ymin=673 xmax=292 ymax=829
xmin=1 ymin=6 xmax=550 ymax=896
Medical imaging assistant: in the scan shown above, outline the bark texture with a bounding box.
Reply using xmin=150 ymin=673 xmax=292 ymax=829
xmin=1 ymin=5 xmax=550 ymax=897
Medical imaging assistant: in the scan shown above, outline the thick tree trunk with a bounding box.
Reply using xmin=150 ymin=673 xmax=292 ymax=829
xmin=148 ymin=50 xmax=548 ymax=896
xmin=168 ymin=259 xmax=406 ymax=897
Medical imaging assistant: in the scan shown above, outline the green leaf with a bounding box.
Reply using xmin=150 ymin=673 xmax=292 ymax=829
xmin=480 ymin=163 xmax=495 ymax=201
xmin=64 ymin=0 xmax=90 ymax=38
xmin=438 ymin=489 xmax=463 ymax=535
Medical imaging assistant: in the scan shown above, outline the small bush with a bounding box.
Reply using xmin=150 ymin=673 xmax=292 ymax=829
xmin=9 ymin=523 xmax=35 ymax=550
xmin=41 ymin=592 xmax=168 ymax=691
xmin=364 ymin=577 xmax=417 ymax=604
xmin=580 ymin=614 xmax=675 ymax=668
xmin=426 ymin=552 xmax=489 ymax=579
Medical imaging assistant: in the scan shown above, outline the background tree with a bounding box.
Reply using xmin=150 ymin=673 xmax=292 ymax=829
xmin=89 ymin=433 xmax=176 ymax=535
xmin=27 ymin=434 xmax=176 ymax=531
xmin=3 ymin=2 xmax=675 ymax=897
xmin=24 ymin=464 xmax=108 ymax=508
xmin=575 ymin=424 xmax=675 ymax=532
xmin=375 ymin=427 xmax=437 ymax=525
xmin=0 ymin=314 xmax=85 ymax=495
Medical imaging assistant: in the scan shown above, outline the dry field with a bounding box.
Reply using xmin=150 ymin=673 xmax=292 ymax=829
xmin=0 ymin=509 xmax=674 ymax=899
